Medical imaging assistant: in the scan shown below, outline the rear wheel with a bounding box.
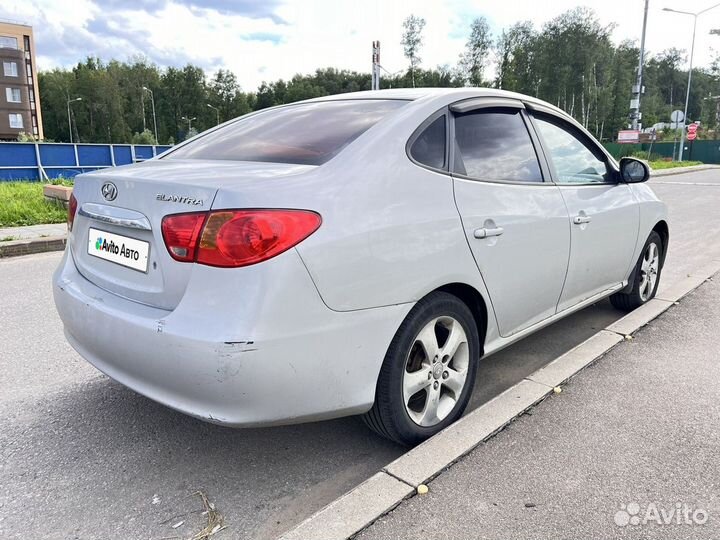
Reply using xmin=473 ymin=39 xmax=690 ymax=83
xmin=610 ymin=231 xmax=663 ymax=312
xmin=363 ymin=292 xmax=479 ymax=446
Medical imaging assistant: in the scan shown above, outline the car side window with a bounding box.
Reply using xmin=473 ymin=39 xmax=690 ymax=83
xmin=410 ymin=115 xmax=446 ymax=170
xmin=453 ymin=108 xmax=543 ymax=182
xmin=533 ymin=115 xmax=610 ymax=184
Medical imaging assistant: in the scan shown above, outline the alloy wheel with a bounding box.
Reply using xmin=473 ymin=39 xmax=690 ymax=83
xmin=402 ymin=316 xmax=470 ymax=427
xmin=639 ymin=242 xmax=660 ymax=301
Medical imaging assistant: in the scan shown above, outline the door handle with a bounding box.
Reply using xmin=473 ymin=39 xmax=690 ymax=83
xmin=474 ymin=226 xmax=504 ymax=239
xmin=572 ymin=215 xmax=592 ymax=225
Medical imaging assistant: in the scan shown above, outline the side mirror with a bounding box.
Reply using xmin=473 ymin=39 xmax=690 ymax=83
xmin=619 ymin=157 xmax=650 ymax=183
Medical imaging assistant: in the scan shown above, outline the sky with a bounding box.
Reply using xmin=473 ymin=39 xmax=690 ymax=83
xmin=1 ymin=0 xmax=719 ymax=91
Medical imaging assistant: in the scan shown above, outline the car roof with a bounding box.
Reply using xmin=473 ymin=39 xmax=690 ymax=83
xmin=305 ymin=87 xmax=568 ymax=118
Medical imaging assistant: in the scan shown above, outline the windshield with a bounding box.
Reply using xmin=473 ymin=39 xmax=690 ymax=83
xmin=165 ymin=99 xmax=408 ymax=166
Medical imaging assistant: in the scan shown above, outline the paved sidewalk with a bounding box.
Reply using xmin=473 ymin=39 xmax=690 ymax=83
xmin=0 ymin=223 xmax=67 ymax=257
xmin=0 ymin=223 xmax=66 ymax=241
xmin=358 ymin=276 xmax=720 ymax=540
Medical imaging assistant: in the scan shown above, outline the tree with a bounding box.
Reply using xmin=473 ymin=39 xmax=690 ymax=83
xmin=208 ymin=69 xmax=243 ymax=122
xmin=494 ymin=21 xmax=536 ymax=92
xmin=131 ymin=129 xmax=157 ymax=144
xmin=401 ymin=15 xmax=426 ymax=88
xmin=460 ymin=17 xmax=493 ymax=87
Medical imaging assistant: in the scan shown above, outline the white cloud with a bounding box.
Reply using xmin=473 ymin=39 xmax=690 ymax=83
xmin=1 ymin=0 xmax=718 ymax=91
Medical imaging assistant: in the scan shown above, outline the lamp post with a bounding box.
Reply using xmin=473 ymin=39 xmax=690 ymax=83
xmin=142 ymin=86 xmax=158 ymax=143
xmin=181 ymin=116 xmax=197 ymax=134
xmin=207 ymin=103 xmax=220 ymax=126
xmin=662 ymin=3 xmax=720 ymax=161
xmin=66 ymin=97 xmax=82 ymax=144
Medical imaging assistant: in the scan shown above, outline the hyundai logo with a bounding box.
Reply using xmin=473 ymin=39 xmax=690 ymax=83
xmin=101 ymin=182 xmax=118 ymax=202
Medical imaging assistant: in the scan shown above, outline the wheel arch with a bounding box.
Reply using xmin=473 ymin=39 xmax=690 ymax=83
xmin=653 ymin=220 xmax=669 ymax=267
xmin=434 ymin=282 xmax=489 ymax=357
xmin=620 ymin=222 xmax=668 ymax=294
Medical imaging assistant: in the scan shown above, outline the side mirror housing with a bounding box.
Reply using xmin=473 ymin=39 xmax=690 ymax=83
xmin=619 ymin=157 xmax=650 ymax=183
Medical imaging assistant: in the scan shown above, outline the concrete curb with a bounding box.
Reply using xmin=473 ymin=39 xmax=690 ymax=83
xmin=0 ymin=235 xmax=66 ymax=258
xmin=650 ymin=164 xmax=720 ymax=177
xmin=278 ymin=264 xmax=720 ymax=540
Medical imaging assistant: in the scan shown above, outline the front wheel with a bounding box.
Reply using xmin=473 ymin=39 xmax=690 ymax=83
xmin=610 ymin=231 xmax=663 ymax=312
xmin=363 ymin=292 xmax=479 ymax=446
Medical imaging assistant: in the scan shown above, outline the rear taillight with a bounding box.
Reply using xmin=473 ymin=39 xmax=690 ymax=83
xmin=161 ymin=212 xmax=207 ymax=262
xmin=67 ymin=193 xmax=78 ymax=232
xmin=161 ymin=209 xmax=321 ymax=268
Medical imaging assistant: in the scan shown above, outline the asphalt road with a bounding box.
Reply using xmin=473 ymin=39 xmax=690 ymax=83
xmin=1 ymin=169 xmax=719 ymax=539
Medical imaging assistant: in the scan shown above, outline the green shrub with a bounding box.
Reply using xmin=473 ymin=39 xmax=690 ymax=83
xmin=131 ymin=129 xmax=158 ymax=145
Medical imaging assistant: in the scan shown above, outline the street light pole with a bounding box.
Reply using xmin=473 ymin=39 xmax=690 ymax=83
xmin=181 ymin=116 xmax=197 ymax=133
xmin=663 ymin=3 xmax=720 ymax=161
xmin=140 ymin=90 xmax=146 ymax=132
xmin=142 ymin=87 xmax=158 ymax=143
xmin=66 ymin=97 xmax=82 ymax=144
xmin=207 ymin=104 xmax=220 ymax=126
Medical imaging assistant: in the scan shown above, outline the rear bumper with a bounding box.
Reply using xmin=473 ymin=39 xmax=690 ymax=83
xmin=53 ymin=248 xmax=412 ymax=426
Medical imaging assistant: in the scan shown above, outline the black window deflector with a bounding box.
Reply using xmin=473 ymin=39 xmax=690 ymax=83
xmin=450 ymin=98 xmax=524 ymax=114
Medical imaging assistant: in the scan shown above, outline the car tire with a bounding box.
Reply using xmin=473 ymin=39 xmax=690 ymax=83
xmin=363 ymin=291 xmax=480 ymax=446
xmin=610 ymin=231 xmax=664 ymax=312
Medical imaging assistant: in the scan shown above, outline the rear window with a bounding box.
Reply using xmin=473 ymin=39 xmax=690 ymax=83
xmin=166 ymin=99 xmax=408 ymax=166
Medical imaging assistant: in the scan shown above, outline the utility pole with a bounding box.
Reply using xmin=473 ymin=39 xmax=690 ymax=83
xmin=371 ymin=41 xmax=381 ymax=91
xmin=631 ymin=0 xmax=649 ymax=131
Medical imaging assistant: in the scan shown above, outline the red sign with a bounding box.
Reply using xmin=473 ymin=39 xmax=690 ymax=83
xmin=687 ymin=123 xmax=698 ymax=141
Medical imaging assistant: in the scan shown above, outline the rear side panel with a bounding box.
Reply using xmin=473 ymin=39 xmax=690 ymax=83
xmin=287 ymin=112 xmax=489 ymax=313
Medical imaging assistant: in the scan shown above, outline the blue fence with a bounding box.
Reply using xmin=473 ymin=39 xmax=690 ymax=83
xmin=0 ymin=142 xmax=173 ymax=181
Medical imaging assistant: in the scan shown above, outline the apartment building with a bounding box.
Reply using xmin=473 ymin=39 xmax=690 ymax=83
xmin=0 ymin=21 xmax=43 ymax=140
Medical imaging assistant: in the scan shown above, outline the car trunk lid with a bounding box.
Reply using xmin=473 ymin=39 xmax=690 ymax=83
xmin=69 ymin=159 xmax=314 ymax=310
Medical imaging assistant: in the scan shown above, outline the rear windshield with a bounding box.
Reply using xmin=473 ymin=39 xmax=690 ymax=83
xmin=165 ymin=99 xmax=408 ymax=166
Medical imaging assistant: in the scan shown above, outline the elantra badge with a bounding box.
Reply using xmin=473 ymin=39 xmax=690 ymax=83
xmin=156 ymin=193 xmax=204 ymax=206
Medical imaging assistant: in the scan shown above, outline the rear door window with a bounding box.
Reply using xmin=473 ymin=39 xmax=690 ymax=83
xmin=453 ymin=108 xmax=543 ymax=182
xmin=165 ymin=99 xmax=408 ymax=166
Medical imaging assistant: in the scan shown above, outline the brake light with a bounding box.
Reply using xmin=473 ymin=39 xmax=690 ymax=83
xmin=161 ymin=213 xmax=207 ymax=262
xmin=67 ymin=193 xmax=78 ymax=232
xmin=161 ymin=209 xmax=321 ymax=268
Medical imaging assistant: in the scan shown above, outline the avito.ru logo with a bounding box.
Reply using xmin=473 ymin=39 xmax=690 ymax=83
xmin=96 ymin=237 xmax=119 ymax=254
xmin=95 ymin=236 xmax=141 ymax=261
xmin=615 ymin=502 xmax=709 ymax=527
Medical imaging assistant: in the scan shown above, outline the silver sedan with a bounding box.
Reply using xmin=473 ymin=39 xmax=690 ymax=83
xmin=54 ymin=88 xmax=668 ymax=446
